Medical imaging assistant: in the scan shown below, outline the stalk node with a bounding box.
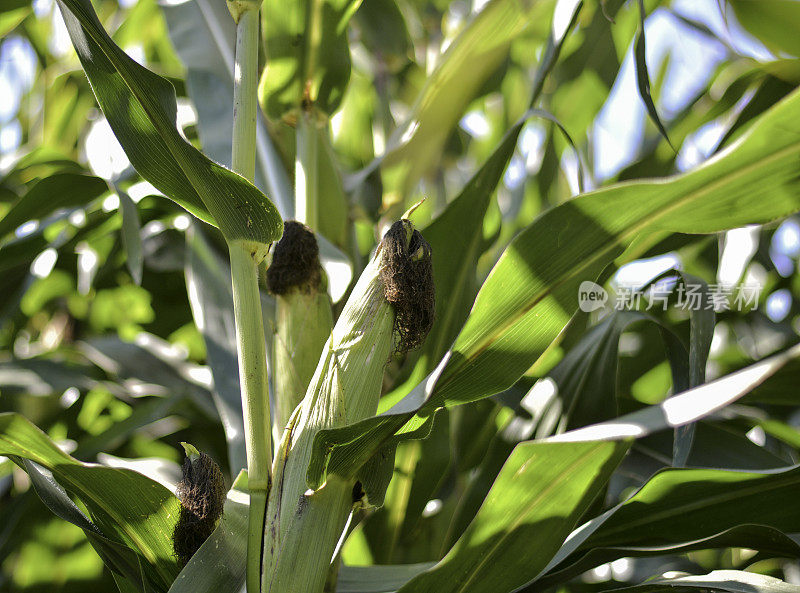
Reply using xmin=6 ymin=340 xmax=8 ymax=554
xmin=227 ymin=0 xmax=259 ymax=23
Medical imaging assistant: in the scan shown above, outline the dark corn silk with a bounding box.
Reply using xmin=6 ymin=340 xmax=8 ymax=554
xmin=380 ymin=219 xmax=435 ymax=353
xmin=172 ymin=452 xmax=225 ymax=565
xmin=266 ymin=221 xmax=323 ymax=294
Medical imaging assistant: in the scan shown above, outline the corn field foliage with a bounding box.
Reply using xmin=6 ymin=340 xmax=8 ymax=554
xmin=2 ymin=0 xmax=800 ymax=591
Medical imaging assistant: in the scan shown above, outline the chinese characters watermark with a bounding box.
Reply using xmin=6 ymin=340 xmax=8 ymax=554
xmin=578 ymin=281 xmax=762 ymax=313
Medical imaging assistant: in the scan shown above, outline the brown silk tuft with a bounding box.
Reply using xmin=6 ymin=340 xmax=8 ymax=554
xmin=266 ymin=220 xmax=323 ymax=294
xmin=380 ymin=220 xmax=435 ymax=354
xmin=172 ymin=452 xmax=225 ymax=566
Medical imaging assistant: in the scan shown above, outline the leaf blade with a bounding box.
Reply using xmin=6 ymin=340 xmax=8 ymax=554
xmin=0 ymin=413 xmax=181 ymax=590
xmin=398 ymin=440 xmax=630 ymax=593
xmin=57 ymin=0 xmax=282 ymax=251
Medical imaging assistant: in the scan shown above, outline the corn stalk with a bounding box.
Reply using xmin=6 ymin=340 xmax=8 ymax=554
xmin=227 ymin=1 xmax=272 ymax=591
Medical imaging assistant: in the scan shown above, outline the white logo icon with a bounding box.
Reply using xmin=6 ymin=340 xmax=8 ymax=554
xmin=578 ymin=281 xmax=608 ymax=312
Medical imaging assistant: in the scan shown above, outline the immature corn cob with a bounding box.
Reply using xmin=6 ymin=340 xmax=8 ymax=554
xmin=262 ymin=219 xmax=434 ymax=593
xmin=267 ymin=221 xmax=334 ymax=442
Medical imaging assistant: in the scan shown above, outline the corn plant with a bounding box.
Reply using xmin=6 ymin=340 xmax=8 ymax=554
xmin=2 ymin=0 xmax=800 ymax=592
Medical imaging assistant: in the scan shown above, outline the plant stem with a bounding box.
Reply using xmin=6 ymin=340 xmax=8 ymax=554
xmin=228 ymin=4 xmax=271 ymax=593
xmin=232 ymin=7 xmax=259 ymax=179
xmin=295 ymin=109 xmax=318 ymax=229
xmin=229 ymin=243 xmax=271 ymax=593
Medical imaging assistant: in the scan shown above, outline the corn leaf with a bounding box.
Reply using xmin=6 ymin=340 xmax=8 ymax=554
xmin=259 ymin=0 xmax=361 ymax=119
xmin=534 ymin=525 xmax=800 ymax=589
xmin=634 ymin=0 xmax=673 ymax=149
xmin=420 ymin=120 xmax=525 ymax=369
xmin=0 ymin=0 xmax=30 ymax=36
xmin=610 ymin=570 xmax=800 ymax=593
xmin=397 ymin=440 xmax=630 ymax=593
xmin=337 ymin=563 xmax=437 ymax=593
xmin=118 ymin=189 xmax=143 ymax=285
xmin=729 ymin=0 xmax=800 ymax=58
xmin=0 ymin=172 xmax=108 ymax=242
xmin=536 ymin=462 xmax=800 ymax=587
xmin=21 ymin=458 xmax=152 ymax=591
xmin=159 ymin=0 xmax=293 ymax=217
xmin=381 ymin=0 xmax=555 ymax=192
xmin=57 ymin=0 xmax=283 ymax=251
xmin=672 ymin=272 xmax=714 ymax=466
xmin=0 ymin=413 xmax=181 ymax=591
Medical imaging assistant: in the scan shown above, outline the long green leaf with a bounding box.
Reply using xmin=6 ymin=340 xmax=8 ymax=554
xmin=381 ymin=0 xmax=554 ymax=192
xmin=57 ymin=0 xmax=282 ymax=253
xmin=533 ymin=524 xmax=800 ymax=589
xmin=21 ymin=458 xmax=150 ymax=591
xmin=634 ymin=0 xmax=673 ymax=148
xmin=0 ymin=413 xmax=181 ymax=591
xmin=609 ymin=570 xmax=800 ymax=593
xmin=535 ymin=461 xmax=800 ymax=587
xmin=548 ymin=310 xmax=687 ymax=433
xmin=79 ymin=334 xmax=218 ymax=419
xmin=672 ymin=272 xmax=714 ymax=466
xmin=436 ymin=86 xmax=800 ymax=409
xmin=118 ymin=189 xmax=143 ymax=285
xmin=547 ymin=343 xmax=800 ymax=444
xmin=0 ymin=0 xmax=29 ymax=36
xmin=0 ymin=172 xmax=108 ymax=242
xmin=423 ymin=123 xmax=523 ymax=363
xmin=442 ymin=306 xmax=710 ymax=549
xmin=337 ymin=563 xmax=436 ymax=593
xmin=159 ymin=0 xmax=293 ymax=216
xmin=729 ymin=0 xmax=800 ymax=58
xmin=398 ymin=440 xmax=630 ymax=593
xmin=578 ymin=466 xmax=800 ymax=549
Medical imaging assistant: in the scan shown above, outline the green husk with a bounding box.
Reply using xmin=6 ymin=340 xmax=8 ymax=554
xmin=272 ymin=288 xmax=334 ymax=438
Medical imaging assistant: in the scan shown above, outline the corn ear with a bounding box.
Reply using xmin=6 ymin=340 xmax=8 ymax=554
xmin=267 ymin=221 xmax=334 ymax=441
xmin=262 ymin=219 xmax=431 ymax=593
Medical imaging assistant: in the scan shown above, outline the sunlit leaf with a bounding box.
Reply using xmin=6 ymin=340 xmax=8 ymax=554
xmin=57 ymin=0 xmax=282 ymax=254
xmin=0 ymin=172 xmax=108 ymax=242
xmin=259 ymin=0 xmax=361 ymax=120
xmin=159 ymin=0 xmax=293 ymax=217
xmin=398 ymin=440 xmax=630 ymax=593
